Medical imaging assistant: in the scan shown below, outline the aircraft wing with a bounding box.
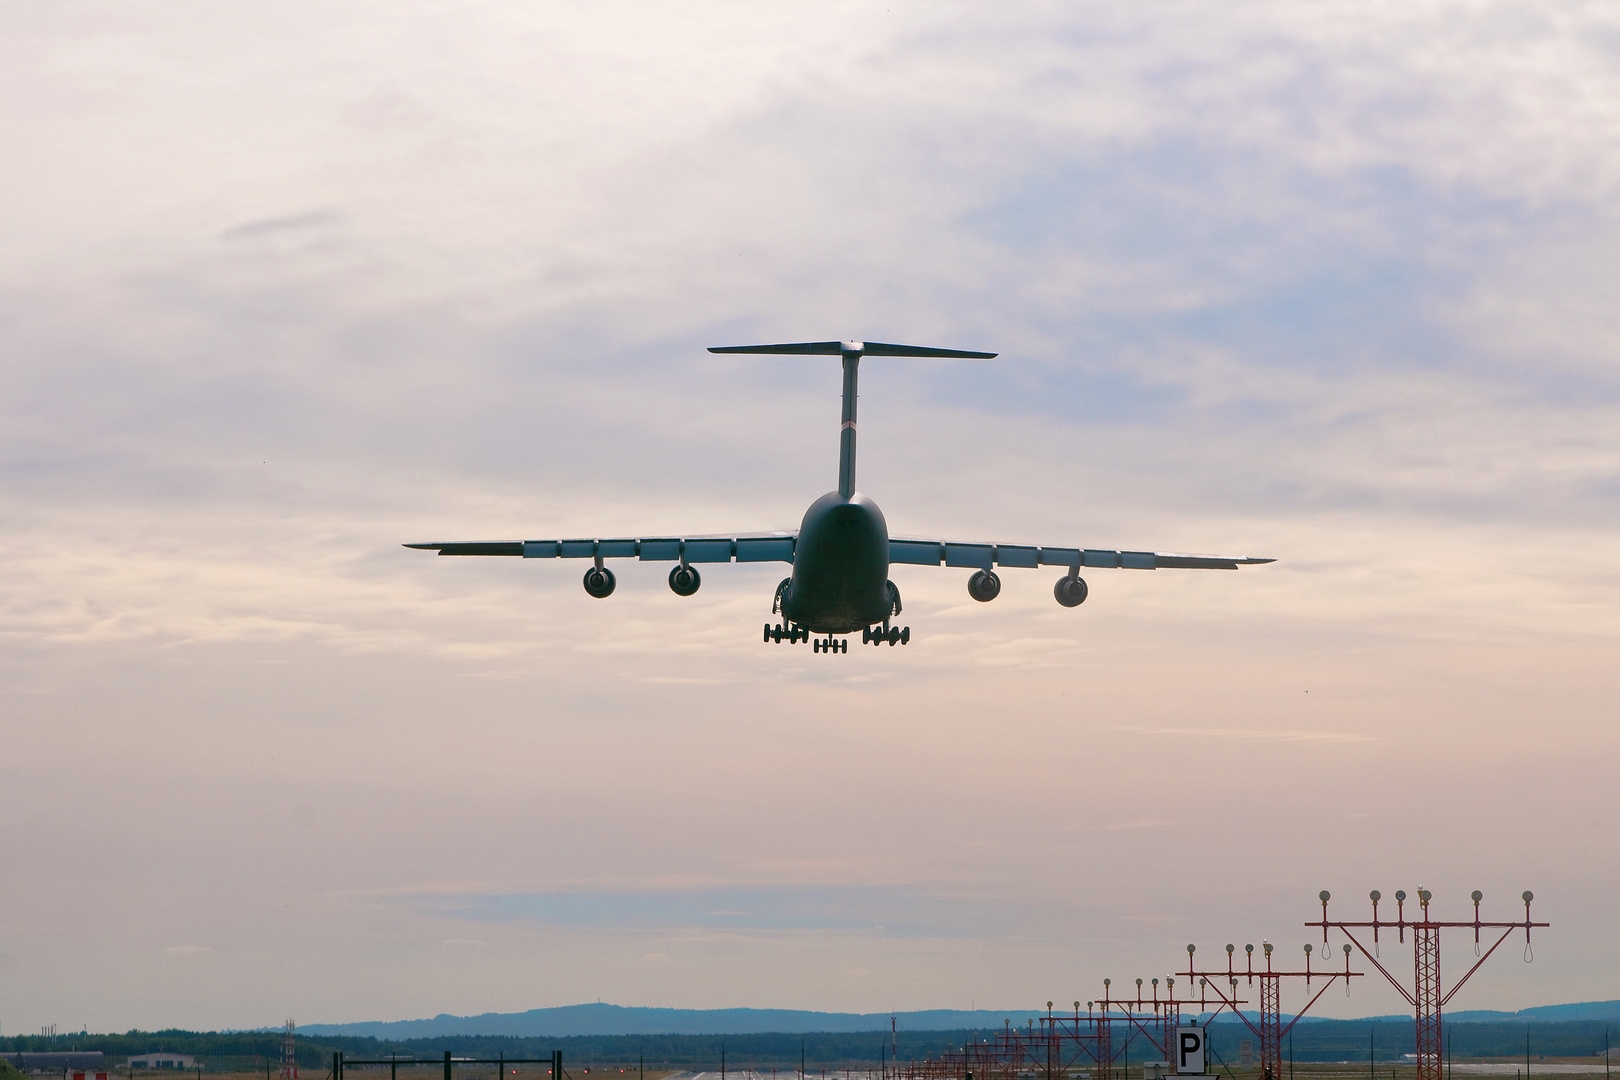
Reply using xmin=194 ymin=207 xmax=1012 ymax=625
xmin=404 ymin=532 xmax=798 ymax=563
xmin=886 ymin=537 xmax=1274 ymax=571
xmin=406 ymin=533 xmax=1271 ymax=570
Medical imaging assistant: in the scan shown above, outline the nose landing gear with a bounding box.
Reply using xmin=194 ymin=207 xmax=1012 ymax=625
xmin=812 ymin=637 xmax=848 ymax=654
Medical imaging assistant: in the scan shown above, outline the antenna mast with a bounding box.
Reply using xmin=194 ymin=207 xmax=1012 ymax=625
xmin=280 ymin=1020 xmax=298 ymax=1080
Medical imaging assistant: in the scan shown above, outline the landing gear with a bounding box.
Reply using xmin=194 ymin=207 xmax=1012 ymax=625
xmin=763 ymin=622 xmax=809 ymax=644
xmin=1054 ymin=573 xmax=1088 ymax=607
xmin=582 ymin=565 xmax=616 ymax=598
xmin=967 ymin=568 xmax=1001 ymax=602
xmin=862 ymin=624 xmax=910 ymax=646
xmin=812 ymin=637 xmax=848 ymax=654
xmin=668 ymin=564 xmax=701 ymax=596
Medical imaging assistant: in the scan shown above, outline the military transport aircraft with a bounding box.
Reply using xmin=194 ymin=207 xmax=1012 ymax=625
xmin=407 ymin=340 xmax=1273 ymax=653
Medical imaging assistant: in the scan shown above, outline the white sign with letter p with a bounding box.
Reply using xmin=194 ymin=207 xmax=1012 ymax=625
xmin=1176 ymin=1026 xmax=1206 ymax=1074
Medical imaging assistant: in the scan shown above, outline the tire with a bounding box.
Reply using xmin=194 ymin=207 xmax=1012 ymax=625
xmin=583 ymin=566 xmax=616 ymax=598
xmin=967 ymin=569 xmax=1001 ymax=602
xmin=1054 ymin=575 xmax=1088 ymax=607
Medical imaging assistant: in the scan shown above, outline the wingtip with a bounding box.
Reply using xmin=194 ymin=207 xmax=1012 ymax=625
xmin=403 ymin=543 xmax=439 ymax=550
xmin=1243 ymin=557 xmax=1277 ymax=565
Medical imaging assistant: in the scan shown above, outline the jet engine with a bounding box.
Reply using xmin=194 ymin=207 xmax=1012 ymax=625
xmin=668 ymin=564 xmax=701 ymax=596
xmin=582 ymin=566 xmax=616 ymax=598
xmin=967 ymin=569 xmax=1001 ymax=602
xmin=1054 ymin=575 xmax=1088 ymax=607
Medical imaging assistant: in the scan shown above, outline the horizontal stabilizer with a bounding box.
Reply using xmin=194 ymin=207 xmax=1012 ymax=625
xmin=709 ymin=340 xmax=996 ymax=359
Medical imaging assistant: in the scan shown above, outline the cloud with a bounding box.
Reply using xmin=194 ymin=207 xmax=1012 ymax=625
xmin=1113 ymin=726 xmax=1380 ymax=745
xmin=386 ymin=885 xmax=1078 ymax=941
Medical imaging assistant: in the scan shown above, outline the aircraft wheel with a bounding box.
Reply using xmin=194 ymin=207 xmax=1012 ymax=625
xmin=583 ymin=566 xmax=616 ymax=598
xmin=669 ymin=564 xmax=701 ymax=596
xmin=1054 ymin=575 xmax=1088 ymax=607
xmin=813 ymin=639 xmax=823 ymax=653
xmin=900 ymin=626 xmax=910 ymax=645
xmin=967 ymin=569 xmax=1001 ymax=602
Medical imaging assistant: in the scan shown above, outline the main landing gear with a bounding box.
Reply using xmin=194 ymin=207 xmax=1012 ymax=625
xmin=862 ymin=624 xmax=910 ymax=646
xmin=764 ymin=622 xmax=809 ymax=644
xmin=761 ymin=622 xmax=853 ymax=653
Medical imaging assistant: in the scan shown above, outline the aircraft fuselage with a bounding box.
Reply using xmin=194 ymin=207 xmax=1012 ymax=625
xmin=781 ymin=491 xmax=893 ymax=634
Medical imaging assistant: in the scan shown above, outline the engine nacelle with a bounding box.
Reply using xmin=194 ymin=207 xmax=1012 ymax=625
xmin=582 ymin=566 xmax=616 ymax=598
xmin=967 ymin=569 xmax=1001 ymax=602
xmin=1054 ymin=575 xmax=1088 ymax=607
xmin=669 ymin=564 xmax=701 ymax=596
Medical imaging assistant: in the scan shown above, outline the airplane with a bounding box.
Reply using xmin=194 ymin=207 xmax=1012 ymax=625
xmin=407 ymin=340 xmax=1274 ymax=653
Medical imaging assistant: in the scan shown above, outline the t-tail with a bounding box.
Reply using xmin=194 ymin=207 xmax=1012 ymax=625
xmin=707 ymin=340 xmax=997 ymax=498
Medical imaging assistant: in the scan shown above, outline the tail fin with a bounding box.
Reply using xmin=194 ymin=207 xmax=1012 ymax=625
xmin=706 ymin=340 xmax=997 ymax=497
xmin=707 ymin=340 xmax=996 ymax=358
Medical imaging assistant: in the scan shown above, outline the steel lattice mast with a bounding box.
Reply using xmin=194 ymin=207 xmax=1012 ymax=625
xmin=279 ymin=1020 xmax=297 ymax=1080
xmin=1308 ymin=888 xmax=1547 ymax=1080
xmin=1182 ymin=939 xmax=1363 ymax=1080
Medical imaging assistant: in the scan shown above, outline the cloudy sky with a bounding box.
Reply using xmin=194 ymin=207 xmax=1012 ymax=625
xmin=3 ymin=0 xmax=1618 ymax=1035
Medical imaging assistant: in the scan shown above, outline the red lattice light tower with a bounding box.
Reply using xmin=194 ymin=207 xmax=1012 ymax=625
xmin=1182 ymin=937 xmax=1363 ymax=1080
xmin=1309 ymin=888 xmax=1547 ymax=1080
xmin=279 ymin=1019 xmax=298 ymax=1080
xmin=1092 ymin=976 xmax=1241 ymax=1076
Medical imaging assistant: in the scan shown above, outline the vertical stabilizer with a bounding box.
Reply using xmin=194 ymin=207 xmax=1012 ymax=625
xmin=838 ymin=342 xmax=861 ymax=498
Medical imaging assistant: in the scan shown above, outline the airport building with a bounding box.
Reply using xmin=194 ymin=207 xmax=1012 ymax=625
xmin=126 ymin=1056 xmax=195 ymax=1071
xmin=3 ymin=1052 xmax=109 ymax=1079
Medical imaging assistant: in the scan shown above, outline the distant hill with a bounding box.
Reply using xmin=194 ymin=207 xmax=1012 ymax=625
xmin=296 ymin=1005 xmax=1033 ymax=1039
xmin=296 ymin=1000 xmax=1620 ymax=1039
xmin=1202 ymin=1000 xmax=1620 ymax=1026
xmin=1451 ymin=1000 xmax=1620 ymax=1023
